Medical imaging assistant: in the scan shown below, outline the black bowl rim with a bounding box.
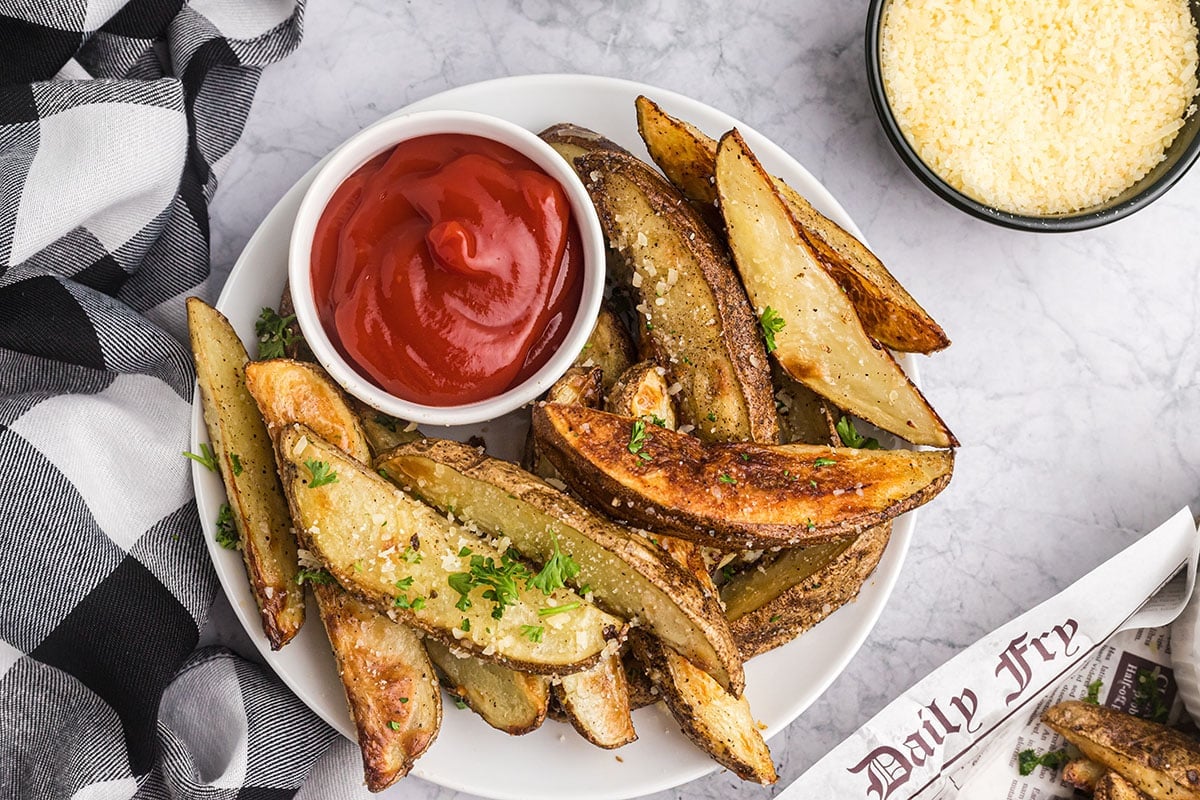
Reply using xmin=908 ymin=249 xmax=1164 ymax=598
xmin=864 ymin=0 xmax=1200 ymax=233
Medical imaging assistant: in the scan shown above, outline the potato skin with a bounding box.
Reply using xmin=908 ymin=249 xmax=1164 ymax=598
xmin=533 ymin=402 xmax=953 ymax=550
xmin=553 ymin=655 xmax=637 ymax=749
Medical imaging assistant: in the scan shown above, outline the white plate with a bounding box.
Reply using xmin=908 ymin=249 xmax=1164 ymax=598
xmin=191 ymin=74 xmax=921 ymax=800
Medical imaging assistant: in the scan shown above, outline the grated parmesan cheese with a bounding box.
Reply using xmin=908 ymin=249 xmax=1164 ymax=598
xmin=880 ymin=0 xmax=1199 ymax=215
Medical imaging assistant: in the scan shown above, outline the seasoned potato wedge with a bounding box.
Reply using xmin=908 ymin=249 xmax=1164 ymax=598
xmin=533 ymin=402 xmax=953 ymax=549
xmin=632 ymin=633 xmax=777 ymax=784
xmin=377 ymin=438 xmax=744 ymax=694
xmin=1043 ymin=700 xmax=1200 ymax=800
xmin=187 ymin=298 xmax=303 ymax=649
xmin=1062 ymin=758 xmax=1108 ymax=792
xmin=723 ymin=524 xmax=891 ymax=659
xmin=539 ymin=123 xmax=630 ymax=164
xmin=575 ymin=149 xmax=778 ymax=445
xmin=424 ymin=639 xmax=549 ymax=735
xmin=554 ymin=655 xmax=637 ymax=749
xmin=575 ymin=304 xmax=637 ymax=392
xmin=279 ymin=426 xmax=622 ymax=674
xmin=317 ymin=583 xmax=440 ymax=790
xmin=636 ymin=95 xmax=949 ymax=355
xmin=773 ymin=364 xmax=840 ymax=447
xmin=1095 ymin=771 xmax=1150 ymax=800
xmin=716 ymin=130 xmax=955 ymax=448
xmin=245 ymin=359 xmax=371 ymax=461
xmin=545 ymin=366 xmax=603 ymax=408
xmin=605 ymin=361 xmax=677 ymax=429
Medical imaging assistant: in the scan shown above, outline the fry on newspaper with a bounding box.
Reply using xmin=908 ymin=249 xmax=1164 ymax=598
xmin=782 ymin=507 xmax=1200 ymax=800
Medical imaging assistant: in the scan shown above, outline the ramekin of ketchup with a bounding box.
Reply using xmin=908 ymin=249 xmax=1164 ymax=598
xmin=288 ymin=111 xmax=605 ymax=426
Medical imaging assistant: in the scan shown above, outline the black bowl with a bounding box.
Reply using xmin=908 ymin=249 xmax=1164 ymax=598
xmin=865 ymin=0 xmax=1200 ymax=232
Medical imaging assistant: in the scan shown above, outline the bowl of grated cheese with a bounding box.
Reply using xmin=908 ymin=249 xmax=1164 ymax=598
xmin=866 ymin=0 xmax=1200 ymax=231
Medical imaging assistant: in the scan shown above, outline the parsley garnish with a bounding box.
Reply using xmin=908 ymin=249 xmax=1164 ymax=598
xmin=215 ymin=503 xmax=239 ymax=549
xmin=255 ymin=307 xmax=298 ymax=360
xmin=229 ymin=452 xmax=243 ymax=476
xmin=183 ymin=443 xmax=218 ymax=472
xmin=402 ymin=547 xmax=422 ymax=564
xmin=1017 ymin=748 xmax=1068 ymax=776
xmin=627 ymin=419 xmax=652 ymax=461
xmin=529 ymin=534 xmax=580 ymax=595
xmin=1085 ymin=678 xmax=1103 ymax=705
xmin=769 ymin=614 xmax=781 ymax=623
xmin=454 ymin=697 xmax=469 ymax=710
xmin=460 ymin=618 xmax=470 ymax=632
xmin=520 ymin=624 xmax=545 ymax=643
xmin=813 ymin=457 xmax=836 ymax=468
xmin=836 ymin=416 xmax=880 ymax=450
xmin=448 ymin=551 xmax=531 ymax=620
xmin=646 ymin=415 xmax=667 ymax=428
xmin=539 ymin=601 xmax=581 ymax=617
xmin=718 ymin=473 xmax=736 ymax=485
xmin=399 ymin=697 xmax=409 ymax=704
xmin=759 ymin=306 xmax=786 ymax=353
xmin=1135 ymin=668 xmax=1169 ymax=722
xmin=706 ymin=412 xmax=717 ymax=422
xmin=296 ymin=567 xmax=335 ymax=585
xmin=388 ymin=720 xmax=401 ymax=730
xmin=304 ymin=459 xmax=338 ymax=487
xmin=395 ymin=577 xmax=414 ymax=592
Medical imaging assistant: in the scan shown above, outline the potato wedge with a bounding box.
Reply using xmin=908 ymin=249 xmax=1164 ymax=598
xmin=632 ymin=633 xmax=777 ymax=784
xmin=574 ymin=303 xmax=637 ymax=393
xmin=424 ymin=639 xmax=549 ymax=735
xmin=723 ymin=524 xmax=891 ymax=659
xmin=244 ymin=357 xmax=441 ymax=787
xmin=576 ymin=149 xmax=778 ymax=444
xmin=317 ymin=583 xmax=440 ymax=790
xmin=279 ymin=426 xmax=622 ymax=675
xmin=187 ymin=297 xmax=303 ymax=649
xmin=1043 ymin=700 xmax=1200 ymax=800
xmin=605 ymin=361 xmax=677 ymax=429
xmin=715 ymin=130 xmax=955 ymax=448
xmin=533 ymin=402 xmax=953 ymax=549
xmin=377 ymin=438 xmax=744 ymax=694
xmin=1095 ymin=771 xmax=1152 ymax=800
xmin=774 ymin=364 xmax=840 ymax=447
xmin=636 ymin=95 xmax=949 ymax=355
xmin=554 ymin=656 xmax=637 ymax=749
xmin=1062 ymin=758 xmax=1111 ymax=792
xmin=545 ymin=365 xmax=603 ymax=408
xmin=539 ymin=123 xmax=630 ymax=165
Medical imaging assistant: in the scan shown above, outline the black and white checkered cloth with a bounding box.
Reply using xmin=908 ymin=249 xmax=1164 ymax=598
xmin=0 ymin=3 xmax=368 ymax=798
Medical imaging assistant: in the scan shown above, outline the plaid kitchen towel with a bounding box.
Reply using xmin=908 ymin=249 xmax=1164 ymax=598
xmin=0 ymin=2 xmax=358 ymax=798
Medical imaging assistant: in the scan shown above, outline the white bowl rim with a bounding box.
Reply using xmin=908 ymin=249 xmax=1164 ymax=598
xmin=287 ymin=108 xmax=606 ymax=427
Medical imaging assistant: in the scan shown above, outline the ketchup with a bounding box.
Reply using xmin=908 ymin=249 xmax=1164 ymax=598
xmin=311 ymin=134 xmax=583 ymax=406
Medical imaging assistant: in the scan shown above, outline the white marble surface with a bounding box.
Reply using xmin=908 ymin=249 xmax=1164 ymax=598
xmin=201 ymin=1 xmax=1200 ymax=797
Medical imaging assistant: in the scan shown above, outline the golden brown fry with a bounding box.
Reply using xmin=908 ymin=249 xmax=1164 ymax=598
xmin=533 ymin=402 xmax=953 ymax=549
xmin=574 ymin=304 xmax=637 ymax=393
xmin=424 ymin=639 xmax=550 ymax=736
xmin=1043 ymin=700 xmax=1200 ymax=800
xmin=1094 ymin=771 xmax=1153 ymax=800
xmin=554 ymin=656 xmax=638 ymax=749
xmin=1062 ymin=758 xmax=1113 ymax=792
xmin=187 ymin=298 xmax=303 ymax=649
xmin=605 ymin=361 xmax=677 ymax=429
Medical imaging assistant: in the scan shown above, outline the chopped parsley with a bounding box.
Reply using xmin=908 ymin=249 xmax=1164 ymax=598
xmin=520 ymin=624 xmax=545 ymax=643
xmin=646 ymin=414 xmax=668 ymax=428
xmin=627 ymin=419 xmax=652 ymax=461
xmin=718 ymin=473 xmax=737 ymax=485
xmin=1085 ymin=678 xmax=1103 ymax=705
xmin=399 ymin=697 xmax=409 ymax=704
xmin=759 ymin=306 xmax=786 ymax=353
xmin=460 ymin=618 xmax=470 ymax=632
xmin=539 ymin=601 xmax=581 ymax=617
xmin=806 ymin=518 xmax=816 ymax=531
xmin=402 ymin=547 xmax=422 ymax=564
xmin=706 ymin=412 xmax=717 ymax=422
xmin=229 ymin=452 xmax=243 ymax=476
xmin=1135 ymin=668 xmax=1169 ymax=722
xmin=215 ymin=503 xmax=239 ymax=549
xmin=813 ymin=457 xmax=836 ymax=468
xmin=529 ymin=534 xmax=580 ymax=595
xmin=769 ymin=614 xmax=782 ymax=623
xmin=1017 ymin=748 xmax=1068 ymax=776
xmin=387 ymin=720 xmax=401 ymax=730
xmin=836 ymin=416 xmax=880 ymax=450
xmin=394 ymin=577 xmax=414 ymax=592
xmin=454 ymin=696 xmax=469 ymax=710
xmin=296 ymin=567 xmax=336 ymax=586
xmin=393 ymin=594 xmax=426 ymax=611
xmin=183 ymin=443 xmax=218 ymax=472
xmin=448 ymin=551 xmax=531 ymax=619
xmin=304 ymin=459 xmax=338 ymax=487
xmin=255 ymin=307 xmax=298 ymax=360
xmin=376 ymin=467 xmax=389 ymax=479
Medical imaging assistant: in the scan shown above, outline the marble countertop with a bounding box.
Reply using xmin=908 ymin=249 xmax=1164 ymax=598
xmin=202 ymin=1 xmax=1200 ymax=797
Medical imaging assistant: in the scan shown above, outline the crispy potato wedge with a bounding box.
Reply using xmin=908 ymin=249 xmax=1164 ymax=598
xmin=317 ymin=583 xmax=440 ymax=790
xmin=355 ymin=403 xmax=422 ymax=458
xmin=715 ymin=130 xmax=955 ymax=448
xmin=1043 ymin=700 xmax=1200 ymax=800
xmin=576 ymin=149 xmax=778 ymax=445
xmin=377 ymin=438 xmax=744 ymax=694
xmin=545 ymin=366 xmax=603 ymax=408
xmin=245 ymin=359 xmax=372 ymax=461
xmin=1095 ymin=771 xmax=1152 ymax=800
xmin=774 ymin=364 xmax=840 ymax=446
xmin=533 ymin=402 xmax=953 ymax=549
xmin=636 ymin=95 xmax=949 ymax=355
xmin=187 ymin=298 xmax=303 ymax=649
xmin=723 ymin=524 xmax=891 ymax=659
xmin=575 ymin=304 xmax=637 ymax=392
xmin=279 ymin=426 xmax=622 ymax=675
xmin=554 ymin=656 xmax=637 ymax=749
xmin=539 ymin=123 xmax=630 ymax=165
xmin=605 ymin=361 xmax=677 ymax=429
xmin=244 ymin=357 xmax=441 ymax=787
xmin=632 ymin=633 xmax=777 ymax=784
xmin=1062 ymin=758 xmax=1111 ymax=792
xmin=424 ymin=639 xmax=550 ymax=735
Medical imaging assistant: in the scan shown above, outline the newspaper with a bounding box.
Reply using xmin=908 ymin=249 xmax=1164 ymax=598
xmin=782 ymin=507 xmax=1200 ymax=800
